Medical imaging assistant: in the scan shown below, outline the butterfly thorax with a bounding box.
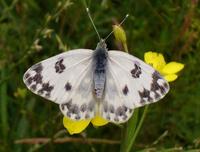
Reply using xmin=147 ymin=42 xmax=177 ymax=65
xmin=93 ymin=40 xmax=108 ymax=99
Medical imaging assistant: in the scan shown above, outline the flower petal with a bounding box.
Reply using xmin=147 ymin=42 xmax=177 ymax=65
xmin=162 ymin=62 xmax=184 ymax=74
xmin=63 ymin=117 xmax=91 ymax=135
xmin=144 ymin=52 xmax=166 ymax=71
xmin=91 ymin=115 xmax=109 ymax=127
xmin=164 ymin=74 xmax=178 ymax=82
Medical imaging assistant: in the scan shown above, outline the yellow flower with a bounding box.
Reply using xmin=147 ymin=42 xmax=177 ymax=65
xmin=63 ymin=115 xmax=108 ymax=135
xmin=144 ymin=51 xmax=184 ymax=82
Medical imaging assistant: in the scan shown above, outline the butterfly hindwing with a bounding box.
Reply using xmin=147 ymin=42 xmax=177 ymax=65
xmin=100 ymin=63 xmax=134 ymax=123
xmin=59 ymin=61 xmax=95 ymax=120
xmin=23 ymin=49 xmax=96 ymax=120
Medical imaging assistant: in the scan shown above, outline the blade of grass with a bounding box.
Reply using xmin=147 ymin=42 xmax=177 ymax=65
xmin=120 ymin=108 xmax=139 ymax=152
xmin=120 ymin=106 xmax=149 ymax=152
xmin=0 ymin=68 xmax=8 ymax=142
xmin=14 ymin=98 xmax=36 ymax=152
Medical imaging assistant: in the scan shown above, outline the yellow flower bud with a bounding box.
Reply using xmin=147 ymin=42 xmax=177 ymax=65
xmin=113 ymin=25 xmax=127 ymax=43
xmin=113 ymin=25 xmax=128 ymax=52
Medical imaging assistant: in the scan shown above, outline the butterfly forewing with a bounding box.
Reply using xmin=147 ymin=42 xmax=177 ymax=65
xmin=106 ymin=50 xmax=169 ymax=108
xmin=59 ymin=59 xmax=96 ymax=120
xmin=23 ymin=49 xmax=93 ymax=104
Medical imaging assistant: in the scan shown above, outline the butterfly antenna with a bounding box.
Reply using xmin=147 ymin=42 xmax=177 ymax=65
xmin=104 ymin=14 xmax=129 ymax=41
xmin=86 ymin=8 xmax=101 ymax=41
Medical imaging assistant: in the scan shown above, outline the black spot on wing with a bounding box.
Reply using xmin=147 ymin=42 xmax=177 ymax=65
xmin=104 ymin=104 xmax=132 ymax=123
xmin=139 ymin=88 xmax=153 ymax=103
xmin=131 ymin=63 xmax=142 ymax=78
xmin=30 ymin=84 xmax=37 ymax=91
xmin=61 ymin=99 xmax=72 ymax=110
xmin=25 ymin=63 xmax=43 ymax=86
xmin=122 ymin=85 xmax=129 ymax=95
xmin=55 ymin=58 xmax=66 ymax=73
xmin=122 ymin=115 xmax=128 ymax=120
xmin=32 ymin=73 xmax=42 ymax=84
xmin=61 ymin=104 xmax=65 ymax=111
xmin=60 ymin=100 xmax=81 ymax=119
xmin=70 ymin=104 xmax=79 ymax=114
xmin=115 ymin=106 xmax=126 ymax=116
xmin=106 ymin=115 xmax=110 ymax=120
xmin=32 ymin=63 xmax=43 ymax=73
xmin=152 ymin=71 xmax=162 ymax=80
xmin=150 ymin=71 xmax=169 ymax=98
xmin=128 ymin=108 xmax=133 ymax=113
xmin=163 ymin=82 xmax=169 ymax=89
xmin=155 ymin=92 xmax=160 ymax=99
xmin=123 ymin=106 xmax=128 ymax=112
xmin=109 ymin=105 xmax=115 ymax=113
xmin=42 ymin=82 xmax=54 ymax=92
xmin=26 ymin=77 xmax=33 ymax=85
xmin=67 ymin=111 xmax=71 ymax=117
xmin=75 ymin=115 xmax=81 ymax=120
xmin=24 ymin=73 xmax=30 ymax=79
xmin=80 ymin=104 xmax=87 ymax=112
xmin=38 ymin=82 xmax=54 ymax=98
xmin=65 ymin=82 xmax=72 ymax=91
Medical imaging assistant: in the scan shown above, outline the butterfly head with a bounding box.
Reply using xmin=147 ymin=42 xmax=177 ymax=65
xmin=96 ymin=39 xmax=107 ymax=51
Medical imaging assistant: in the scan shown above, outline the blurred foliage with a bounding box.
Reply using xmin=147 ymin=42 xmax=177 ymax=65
xmin=0 ymin=0 xmax=200 ymax=152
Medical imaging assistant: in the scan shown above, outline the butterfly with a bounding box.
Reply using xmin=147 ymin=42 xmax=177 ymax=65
xmin=23 ymin=38 xmax=169 ymax=123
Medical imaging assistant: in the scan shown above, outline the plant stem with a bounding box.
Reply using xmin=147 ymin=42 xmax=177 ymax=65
xmin=15 ymin=137 xmax=120 ymax=144
xmin=123 ymin=43 xmax=128 ymax=53
xmin=126 ymin=106 xmax=149 ymax=152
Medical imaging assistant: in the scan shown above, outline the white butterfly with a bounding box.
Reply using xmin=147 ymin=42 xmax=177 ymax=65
xmin=23 ymin=39 xmax=169 ymax=123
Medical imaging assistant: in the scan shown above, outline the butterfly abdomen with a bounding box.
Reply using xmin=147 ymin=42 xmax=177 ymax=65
xmin=93 ymin=44 xmax=108 ymax=99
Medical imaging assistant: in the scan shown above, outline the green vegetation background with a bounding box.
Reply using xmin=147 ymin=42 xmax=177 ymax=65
xmin=0 ymin=0 xmax=200 ymax=152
